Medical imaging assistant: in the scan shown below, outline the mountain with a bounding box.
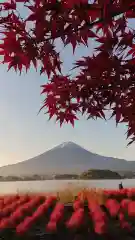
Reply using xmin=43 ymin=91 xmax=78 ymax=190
xmin=0 ymin=141 xmax=135 ymax=176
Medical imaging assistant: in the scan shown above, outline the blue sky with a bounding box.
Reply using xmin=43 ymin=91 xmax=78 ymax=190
xmin=0 ymin=5 xmax=135 ymax=167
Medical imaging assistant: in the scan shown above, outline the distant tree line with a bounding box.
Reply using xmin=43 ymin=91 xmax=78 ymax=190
xmin=0 ymin=169 xmax=127 ymax=181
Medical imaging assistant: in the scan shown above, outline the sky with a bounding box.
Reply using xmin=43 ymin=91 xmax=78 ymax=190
xmin=0 ymin=5 xmax=135 ymax=167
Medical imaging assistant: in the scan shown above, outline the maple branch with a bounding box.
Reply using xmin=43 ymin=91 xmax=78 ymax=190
xmin=46 ymin=3 xmax=135 ymax=41
xmin=76 ymin=4 xmax=135 ymax=32
xmin=1 ymin=1 xmax=135 ymax=145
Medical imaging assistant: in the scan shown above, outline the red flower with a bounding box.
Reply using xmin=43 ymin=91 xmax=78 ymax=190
xmin=106 ymin=199 xmax=120 ymax=217
xmin=10 ymin=209 xmax=23 ymax=221
xmin=127 ymin=189 xmax=135 ymax=198
xmin=73 ymin=200 xmax=83 ymax=210
xmin=49 ymin=203 xmax=64 ymax=223
xmin=121 ymin=199 xmax=131 ymax=209
xmin=16 ymin=217 xmax=34 ymax=235
xmin=94 ymin=221 xmax=106 ymax=235
xmin=91 ymin=210 xmax=107 ymax=223
xmin=128 ymin=201 xmax=135 ymax=216
xmin=46 ymin=221 xmax=57 ymax=232
xmin=119 ymin=212 xmax=125 ymax=222
xmin=0 ymin=218 xmax=10 ymax=229
xmin=50 ymin=211 xmax=63 ymax=222
xmin=66 ymin=209 xmax=84 ymax=229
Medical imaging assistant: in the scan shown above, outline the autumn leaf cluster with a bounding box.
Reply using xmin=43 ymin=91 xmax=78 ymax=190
xmin=0 ymin=0 xmax=135 ymax=144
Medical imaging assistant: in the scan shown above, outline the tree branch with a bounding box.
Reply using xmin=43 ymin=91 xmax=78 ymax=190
xmin=46 ymin=3 xmax=135 ymax=41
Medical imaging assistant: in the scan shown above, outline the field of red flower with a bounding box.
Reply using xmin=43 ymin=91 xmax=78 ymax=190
xmin=1 ymin=189 xmax=135 ymax=239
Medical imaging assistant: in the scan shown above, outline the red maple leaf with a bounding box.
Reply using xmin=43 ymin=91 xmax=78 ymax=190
xmin=0 ymin=0 xmax=135 ymax=144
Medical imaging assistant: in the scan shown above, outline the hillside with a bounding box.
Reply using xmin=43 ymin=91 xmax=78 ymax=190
xmin=79 ymin=169 xmax=121 ymax=179
xmin=0 ymin=142 xmax=135 ymax=176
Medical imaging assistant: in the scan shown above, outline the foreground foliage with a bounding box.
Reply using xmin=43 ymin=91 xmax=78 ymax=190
xmin=0 ymin=189 xmax=135 ymax=239
xmin=1 ymin=0 xmax=135 ymax=143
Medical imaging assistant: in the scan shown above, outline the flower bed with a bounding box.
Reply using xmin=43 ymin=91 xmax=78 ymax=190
xmin=0 ymin=189 xmax=135 ymax=239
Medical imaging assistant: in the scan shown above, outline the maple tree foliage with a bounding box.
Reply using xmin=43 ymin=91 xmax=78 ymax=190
xmin=1 ymin=0 xmax=135 ymax=144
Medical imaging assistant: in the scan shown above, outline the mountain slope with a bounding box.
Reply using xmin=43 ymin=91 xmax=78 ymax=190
xmin=0 ymin=142 xmax=135 ymax=176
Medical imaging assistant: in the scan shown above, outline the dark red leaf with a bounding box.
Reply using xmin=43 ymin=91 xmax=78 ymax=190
xmin=0 ymin=0 xmax=135 ymax=145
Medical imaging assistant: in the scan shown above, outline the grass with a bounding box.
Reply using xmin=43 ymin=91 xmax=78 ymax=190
xmin=55 ymin=184 xmax=84 ymax=203
xmin=0 ymin=183 xmax=108 ymax=204
xmin=51 ymin=183 xmax=107 ymax=204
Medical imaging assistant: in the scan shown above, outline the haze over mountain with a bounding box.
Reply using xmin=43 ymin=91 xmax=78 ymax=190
xmin=0 ymin=142 xmax=135 ymax=176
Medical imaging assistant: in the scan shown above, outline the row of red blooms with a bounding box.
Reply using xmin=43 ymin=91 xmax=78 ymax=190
xmin=0 ymin=189 xmax=134 ymax=236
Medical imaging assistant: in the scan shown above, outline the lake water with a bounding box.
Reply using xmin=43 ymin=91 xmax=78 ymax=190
xmin=0 ymin=179 xmax=135 ymax=194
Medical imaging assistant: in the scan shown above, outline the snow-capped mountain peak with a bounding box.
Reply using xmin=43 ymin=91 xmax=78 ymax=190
xmin=59 ymin=142 xmax=74 ymax=148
